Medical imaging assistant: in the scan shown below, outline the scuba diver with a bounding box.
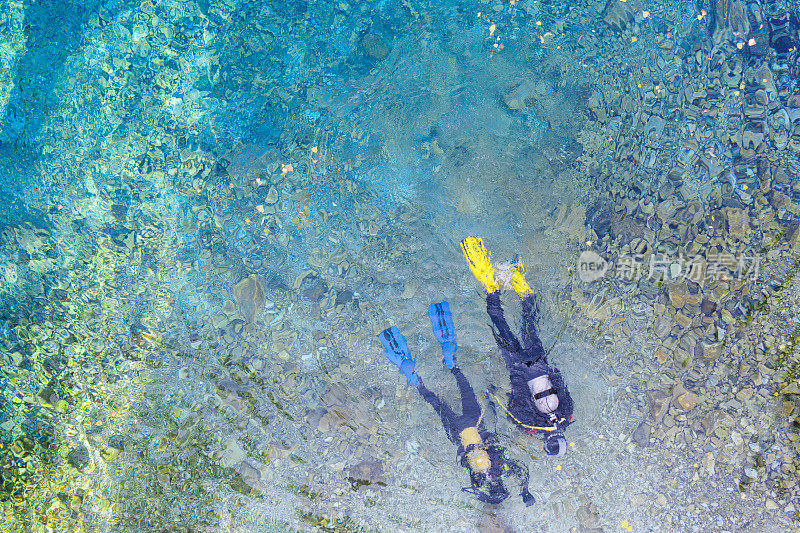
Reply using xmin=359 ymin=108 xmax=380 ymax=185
xmin=461 ymin=236 xmax=574 ymax=457
xmin=379 ymin=302 xmax=535 ymax=506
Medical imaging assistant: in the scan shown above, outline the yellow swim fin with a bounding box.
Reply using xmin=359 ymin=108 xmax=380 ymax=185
xmin=510 ymin=262 xmax=534 ymax=297
xmin=461 ymin=236 xmax=499 ymax=293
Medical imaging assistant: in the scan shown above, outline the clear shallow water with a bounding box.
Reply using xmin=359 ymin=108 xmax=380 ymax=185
xmin=0 ymin=0 xmax=798 ymax=531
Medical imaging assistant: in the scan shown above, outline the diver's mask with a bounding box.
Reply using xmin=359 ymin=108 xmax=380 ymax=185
xmin=544 ymin=431 xmax=566 ymax=456
xmin=527 ymin=375 xmax=559 ymax=415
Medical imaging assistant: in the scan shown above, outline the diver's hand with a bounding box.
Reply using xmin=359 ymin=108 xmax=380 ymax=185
xmin=522 ymin=489 xmax=535 ymax=506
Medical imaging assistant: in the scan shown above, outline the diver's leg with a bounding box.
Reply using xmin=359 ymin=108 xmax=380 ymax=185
xmin=451 ymin=367 xmax=481 ymax=426
xmin=417 ymin=382 xmax=459 ymax=443
xmin=520 ymin=294 xmax=539 ymax=327
xmin=520 ymin=294 xmax=547 ymax=363
xmin=486 ymin=292 xmax=522 ymax=353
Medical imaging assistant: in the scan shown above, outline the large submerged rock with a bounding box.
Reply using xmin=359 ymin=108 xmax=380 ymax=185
xmin=233 ymin=274 xmax=266 ymax=322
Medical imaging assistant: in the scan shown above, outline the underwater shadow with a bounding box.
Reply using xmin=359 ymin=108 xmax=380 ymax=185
xmin=0 ymin=0 xmax=102 ymax=163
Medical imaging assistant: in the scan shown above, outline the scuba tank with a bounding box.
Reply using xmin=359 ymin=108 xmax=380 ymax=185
xmin=459 ymin=427 xmax=491 ymax=473
xmin=527 ymin=375 xmax=560 ymax=414
xmin=527 ymin=374 xmax=567 ymax=456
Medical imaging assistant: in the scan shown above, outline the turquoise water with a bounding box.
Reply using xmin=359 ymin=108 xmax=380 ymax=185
xmin=0 ymin=0 xmax=798 ymax=531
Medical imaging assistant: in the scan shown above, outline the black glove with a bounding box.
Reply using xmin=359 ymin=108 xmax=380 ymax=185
xmin=522 ymin=489 xmax=535 ymax=506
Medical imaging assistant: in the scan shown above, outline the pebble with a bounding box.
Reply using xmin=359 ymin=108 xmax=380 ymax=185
xmin=632 ymin=420 xmax=651 ymax=446
xmin=233 ymin=274 xmax=266 ymax=322
xmin=653 ymin=317 xmax=672 ymax=339
xmin=359 ymin=33 xmax=389 ymax=61
xmin=405 ymin=439 xmax=420 ymax=454
xmin=766 ymin=499 xmax=779 ymax=510
xmin=675 ymin=312 xmax=692 ymax=329
xmin=67 ymin=444 xmax=91 ymax=472
xmin=725 ymin=207 xmax=749 ymax=239
xmin=575 ymin=503 xmax=599 ymax=528
xmin=735 ymin=388 xmax=754 ymax=402
xmin=676 ymin=391 xmax=698 ymax=411
xmin=647 ymin=389 xmax=671 ymax=422
xmin=265 ymin=186 xmax=279 ymax=204
xmin=668 ymin=283 xmax=689 ymax=308
xmin=401 ymin=278 xmax=419 ymax=299
xmin=348 ymin=459 xmax=386 ymax=489
xmin=702 ymin=452 xmax=715 ymax=476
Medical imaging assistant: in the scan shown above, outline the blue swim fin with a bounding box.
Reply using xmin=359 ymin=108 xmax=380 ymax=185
xmin=428 ymin=302 xmax=457 ymax=368
xmin=378 ymin=326 xmax=419 ymax=386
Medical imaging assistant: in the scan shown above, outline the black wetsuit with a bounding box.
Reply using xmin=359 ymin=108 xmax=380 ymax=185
xmin=416 ymin=367 xmax=532 ymax=505
xmin=486 ymin=292 xmax=574 ymax=433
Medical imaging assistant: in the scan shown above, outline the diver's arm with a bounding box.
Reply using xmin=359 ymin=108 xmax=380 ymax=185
xmin=480 ymin=430 xmax=500 ymax=448
xmin=549 ymin=371 xmax=574 ymax=421
xmin=504 ymin=454 xmax=534 ymax=506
